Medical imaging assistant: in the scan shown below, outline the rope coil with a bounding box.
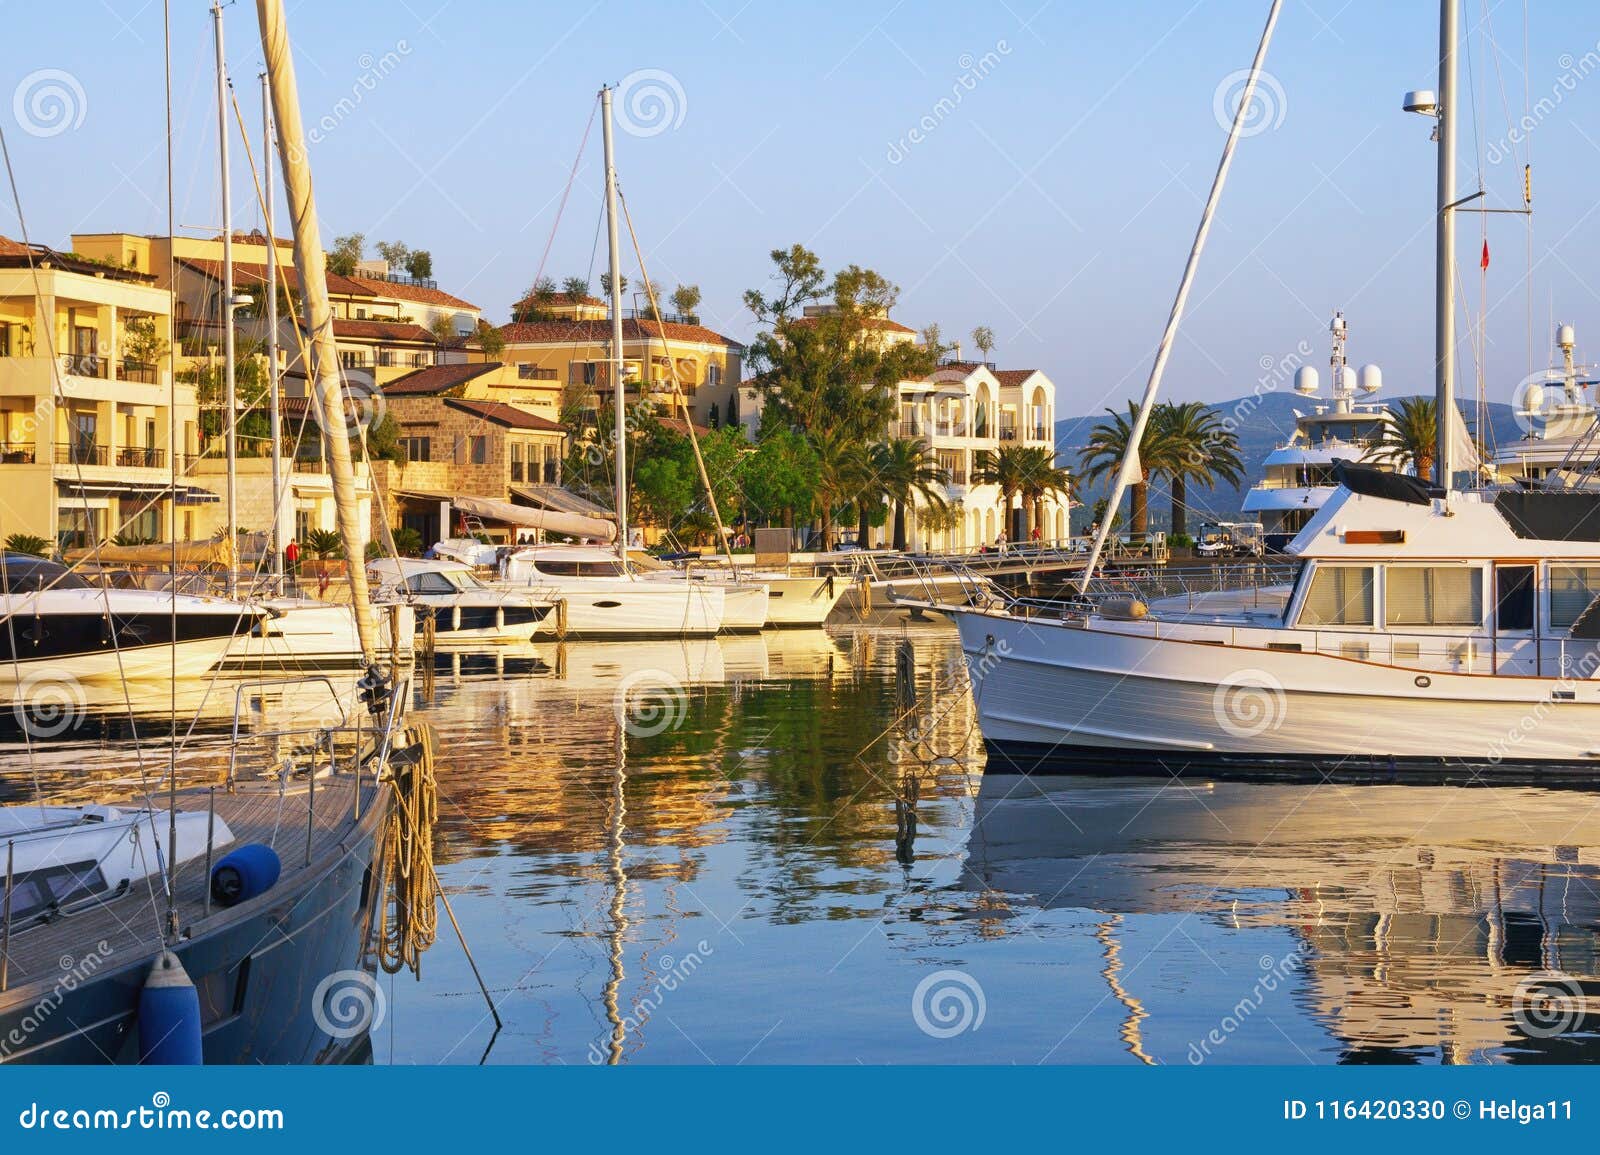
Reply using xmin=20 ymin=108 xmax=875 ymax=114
xmin=376 ymin=722 xmax=439 ymax=975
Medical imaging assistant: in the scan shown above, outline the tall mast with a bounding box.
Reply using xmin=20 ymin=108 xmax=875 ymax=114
xmin=212 ymin=2 xmax=238 ymax=595
xmin=1434 ymin=0 xmax=1459 ymax=489
xmin=1077 ymin=0 xmax=1283 ymax=593
xmin=262 ymin=72 xmax=283 ymax=586
xmin=256 ymin=0 xmax=378 ymax=659
xmin=601 ymin=85 xmax=628 ymax=570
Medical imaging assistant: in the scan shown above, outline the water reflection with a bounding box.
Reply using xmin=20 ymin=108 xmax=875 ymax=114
xmin=964 ymin=776 xmax=1600 ymax=1062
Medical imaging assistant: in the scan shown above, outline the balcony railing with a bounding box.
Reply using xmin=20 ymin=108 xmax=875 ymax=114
xmin=898 ymin=421 xmax=925 ymax=438
xmin=944 ymin=470 xmax=968 ymax=485
xmin=56 ymin=442 xmax=108 ymax=465
xmin=1029 ymin=425 xmax=1048 ymax=441
xmin=0 ymin=443 xmax=35 ymax=464
xmin=60 ymin=353 xmax=107 ymax=379
xmin=119 ymin=360 xmax=159 ymax=384
xmin=116 ymin=446 xmax=165 ymax=469
xmin=934 ymin=420 xmax=968 ymax=438
xmin=999 ymin=425 xmax=1018 ymax=442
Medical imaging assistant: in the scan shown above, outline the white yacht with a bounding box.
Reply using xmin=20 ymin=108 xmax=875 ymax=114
xmin=0 ymin=553 xmax=257 ymax=682
xmin=467 ymin=544 xmax=726 ymax=639
xmin=1492 ymin=322 xmax=1600 ymax=488
xmin=1241 ymin=312 xmax=1391 ymax=550
xmin=366 ymin=557 xmax=558 ymax=646
xmin=220 ymin=597 xmax=414 ymax=669
xmin=932 ymin=0 xmax=1600 ymax=782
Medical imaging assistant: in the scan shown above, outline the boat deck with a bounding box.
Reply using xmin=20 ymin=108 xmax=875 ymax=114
xmin=0 ymin=761 xmax=382 ymax=995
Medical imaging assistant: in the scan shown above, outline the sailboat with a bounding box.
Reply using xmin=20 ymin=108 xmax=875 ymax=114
xmin=484 ymin=85 xmax=727 ymax=639
xmin=0 ymin=0 xmax=433 ymax=1062
xmin=930 ymin=0 xmax=1600 ymax=782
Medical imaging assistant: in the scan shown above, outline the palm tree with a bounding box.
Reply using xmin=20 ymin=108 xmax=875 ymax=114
xmin=1364 ymin=396 xmax=1436 ymax=481
xmin=872 ymin=438 xmax=947 ymax=551
xmin=1014 ymin=446 xmax=1074 ymax=541
xmin=1078 ymin=403 xmax=1167 ymax=536
xmin=972 ymin=445 xmax=1027 ymax=542
xmin=303 ymin=528 xmax=344 ymax=559
xmin=808 ymin=426 xmax=870 ymax=550
xmin=1150 ymin=401 xmax=1244 ymax=539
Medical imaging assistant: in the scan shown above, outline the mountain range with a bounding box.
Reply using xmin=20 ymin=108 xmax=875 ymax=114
xmin=1055 ymin=392 xmax=1524 ymax=532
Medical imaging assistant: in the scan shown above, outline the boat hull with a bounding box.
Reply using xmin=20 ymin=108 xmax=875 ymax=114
xmin=219 ymin=601 xmax=415 ymax=669
xmin=761 ymin=574 xmax=847 ymax=627
xmin=0 ymin=636 xmax=235 ymax=683
xmin=951 ymin=607 xmax=1600 ymax=783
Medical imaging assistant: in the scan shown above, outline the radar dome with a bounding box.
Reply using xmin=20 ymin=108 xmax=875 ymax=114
xmin=1358 ymin=364 xmax=1382 ymax=394
xmin=1294 ymin=366 xmax=1319 ymax=396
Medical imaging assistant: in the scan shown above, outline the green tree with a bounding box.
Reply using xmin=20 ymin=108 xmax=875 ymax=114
xmin=405 ymin=250 xmax=432 ymax=280
xmin=475 ymin=320 xmax=506 ymax=358
xmin=327 ymin=233 xmax=365 ymax=276
xmin=670 ymin=283 xmax=702 ymax=323
xmin=303 ymin=528 xmax=344 ymax=559
xmin=428 ymin=314 xmax=459 ymax=347
xmin=1364 ymin=396 xmax=1437 ymax=482
xmin=972 ymin=445 xmax=1028 ymax=542
xmin=1150 ymin=400 xmax=1243 ymax=539
xmin=744 ymin=244 xmax=935 ymax=439
xmin=375 ymin=240 xmax=409 ymax=267
xmin=4 ymin=532 xmax=52 ymax=558
xmin=514 ymin=276 xmax=559 ymax=322
xmin=364 ymin=412 xmax=405 ymax=463
xmin=739 ymin=428 xmax=818 ymax=528
xmin=121 ymin=316 xmax=169 ymax=367
xmin=972 ymin=325 xmax=995 ymax=363
xmin=872 ymin=438 xmax=947 ymax=551
xmin=1079 ymin=402 xmax=1168 ymax=537
xmin=599 ymin=271 xmax=628 ymax=300
xmin=808 ymin=426 xmax=870 ymax=550
xmin=561 ymin=275 xmax=591 ymax=303
xmin=1014 ymin=445 xmax=1074 ymax=540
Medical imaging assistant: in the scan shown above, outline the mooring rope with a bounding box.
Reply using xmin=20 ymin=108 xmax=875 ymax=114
xmin=376 ymin=722 xmax=439 ymax=975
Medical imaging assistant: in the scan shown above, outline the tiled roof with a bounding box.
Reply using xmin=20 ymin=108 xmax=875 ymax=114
xmin=0 ymin=236 xmax=155 ymax=281
xmin=214 ymin=229 xmax=294 ymax=246
xmin=383 ymin=362 xmax=502 ymax=396
xmin=925 ymin=361 xmax=1043 ymax=388
xmin=0 ymin=235 xmax=32 ymax=256
xmin=512 ymin=292 xmax=604 ymax=309
xmin=657 ymin=416 xmax=713 ymax=439
xmin=992 ymin=369 xmax=1042 ymax=387
xmin=498 ymin=317 xmax=743 ymax=350
xmin=330 ymin=318 xmax=435 ymax=342
xmin=178 ymin=257 xmax=372 ymax=298
xmin=791 ymin=314 xmax=916 ymax=334
xmin=443 ymin=398 xmax=564 ymax=432
xmin=347 ymin=276 xmax=478 ymax=311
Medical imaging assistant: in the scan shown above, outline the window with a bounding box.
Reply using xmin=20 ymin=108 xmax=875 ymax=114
xmin=518 ymin=364 xmax=556 ymax=381
xmin=470 ymin=435 xmax=489 ymax=465
xmin=1298 ymin=565 xmax=1374 ymax=626
xmin=401 ymin=436 xmax=431 ymax=463
xmin=405 ymin=573 xmax=456 ymax=596
xmin=1496 ymin=566 xmax=1535 ymax=632
xmin=1549 ymin=566 xmax=1600 ymax=631
xmin=706 ymin=363 xmax=722 ymax=387
xmin=510 ymin=442 xmax=524 ymax=482
xmin=569 ymin=361 xmax=602 ymax=386
xmin=1385 ymin=566 xmax=1481 ymax=626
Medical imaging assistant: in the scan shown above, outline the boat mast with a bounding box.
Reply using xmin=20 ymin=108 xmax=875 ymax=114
xmin=262 ymin=72 xmax=283 ymax=587
xmin=1434 ymin=0 xmax=1459 ymax=490
xmin=1077 ymin=0 xmax=1283 ymax=593
xmin=255 ymin=0 xmax=378 ymax=660
xmin=212 ymin=2 xmax=238 ymax=596
xmin=601 ymin=85 xmax=628 ymax=571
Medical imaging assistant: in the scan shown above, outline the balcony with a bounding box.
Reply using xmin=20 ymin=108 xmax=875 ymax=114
xmin=55 ymin=442 xmax=108 ymax=466
xmin=116 ymin=446 xmax=165 ymax=469
xmin=897 ymin=421 xmax=926 ymax=438
xmin=60 ymin=353 xmax=107 ymax=380
xmin=1028 ymin=425 xmax=1049 ymax=442
xmin=933 ymin=420 xmax=968 ymax=438
xmin=998 ymin=424 xmax=1018 ymax=442
xmin=120 ymin=360 xmax=159 ymax=384
xmin=0 ymin=443 xmax=35 ymax=464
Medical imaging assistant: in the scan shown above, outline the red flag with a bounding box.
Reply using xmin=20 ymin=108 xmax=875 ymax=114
xmin=1481 ymin=240 xmax=1490 ymax=270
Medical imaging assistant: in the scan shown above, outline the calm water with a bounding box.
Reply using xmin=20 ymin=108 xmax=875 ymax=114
xmin=7 ymin=623 xmax=1600 ymax=1064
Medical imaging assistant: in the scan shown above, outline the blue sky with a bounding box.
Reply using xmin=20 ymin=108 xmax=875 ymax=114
xmin=3 ymin=1 xmax=1599 ymax=414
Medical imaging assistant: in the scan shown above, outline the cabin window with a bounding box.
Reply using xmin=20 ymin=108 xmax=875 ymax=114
xmin=1548 ymin=566 xmax=1600 ymax=631
xmin=1385 ymin=566 xmax=1481 ymax=627
xmin=404 ymin=573 xmax=456 ymax=595
xmin=1298 ymin=565 xmax=1374 ymax=626
xmin=1496 ymin=566 xmax=1535 ymax=632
